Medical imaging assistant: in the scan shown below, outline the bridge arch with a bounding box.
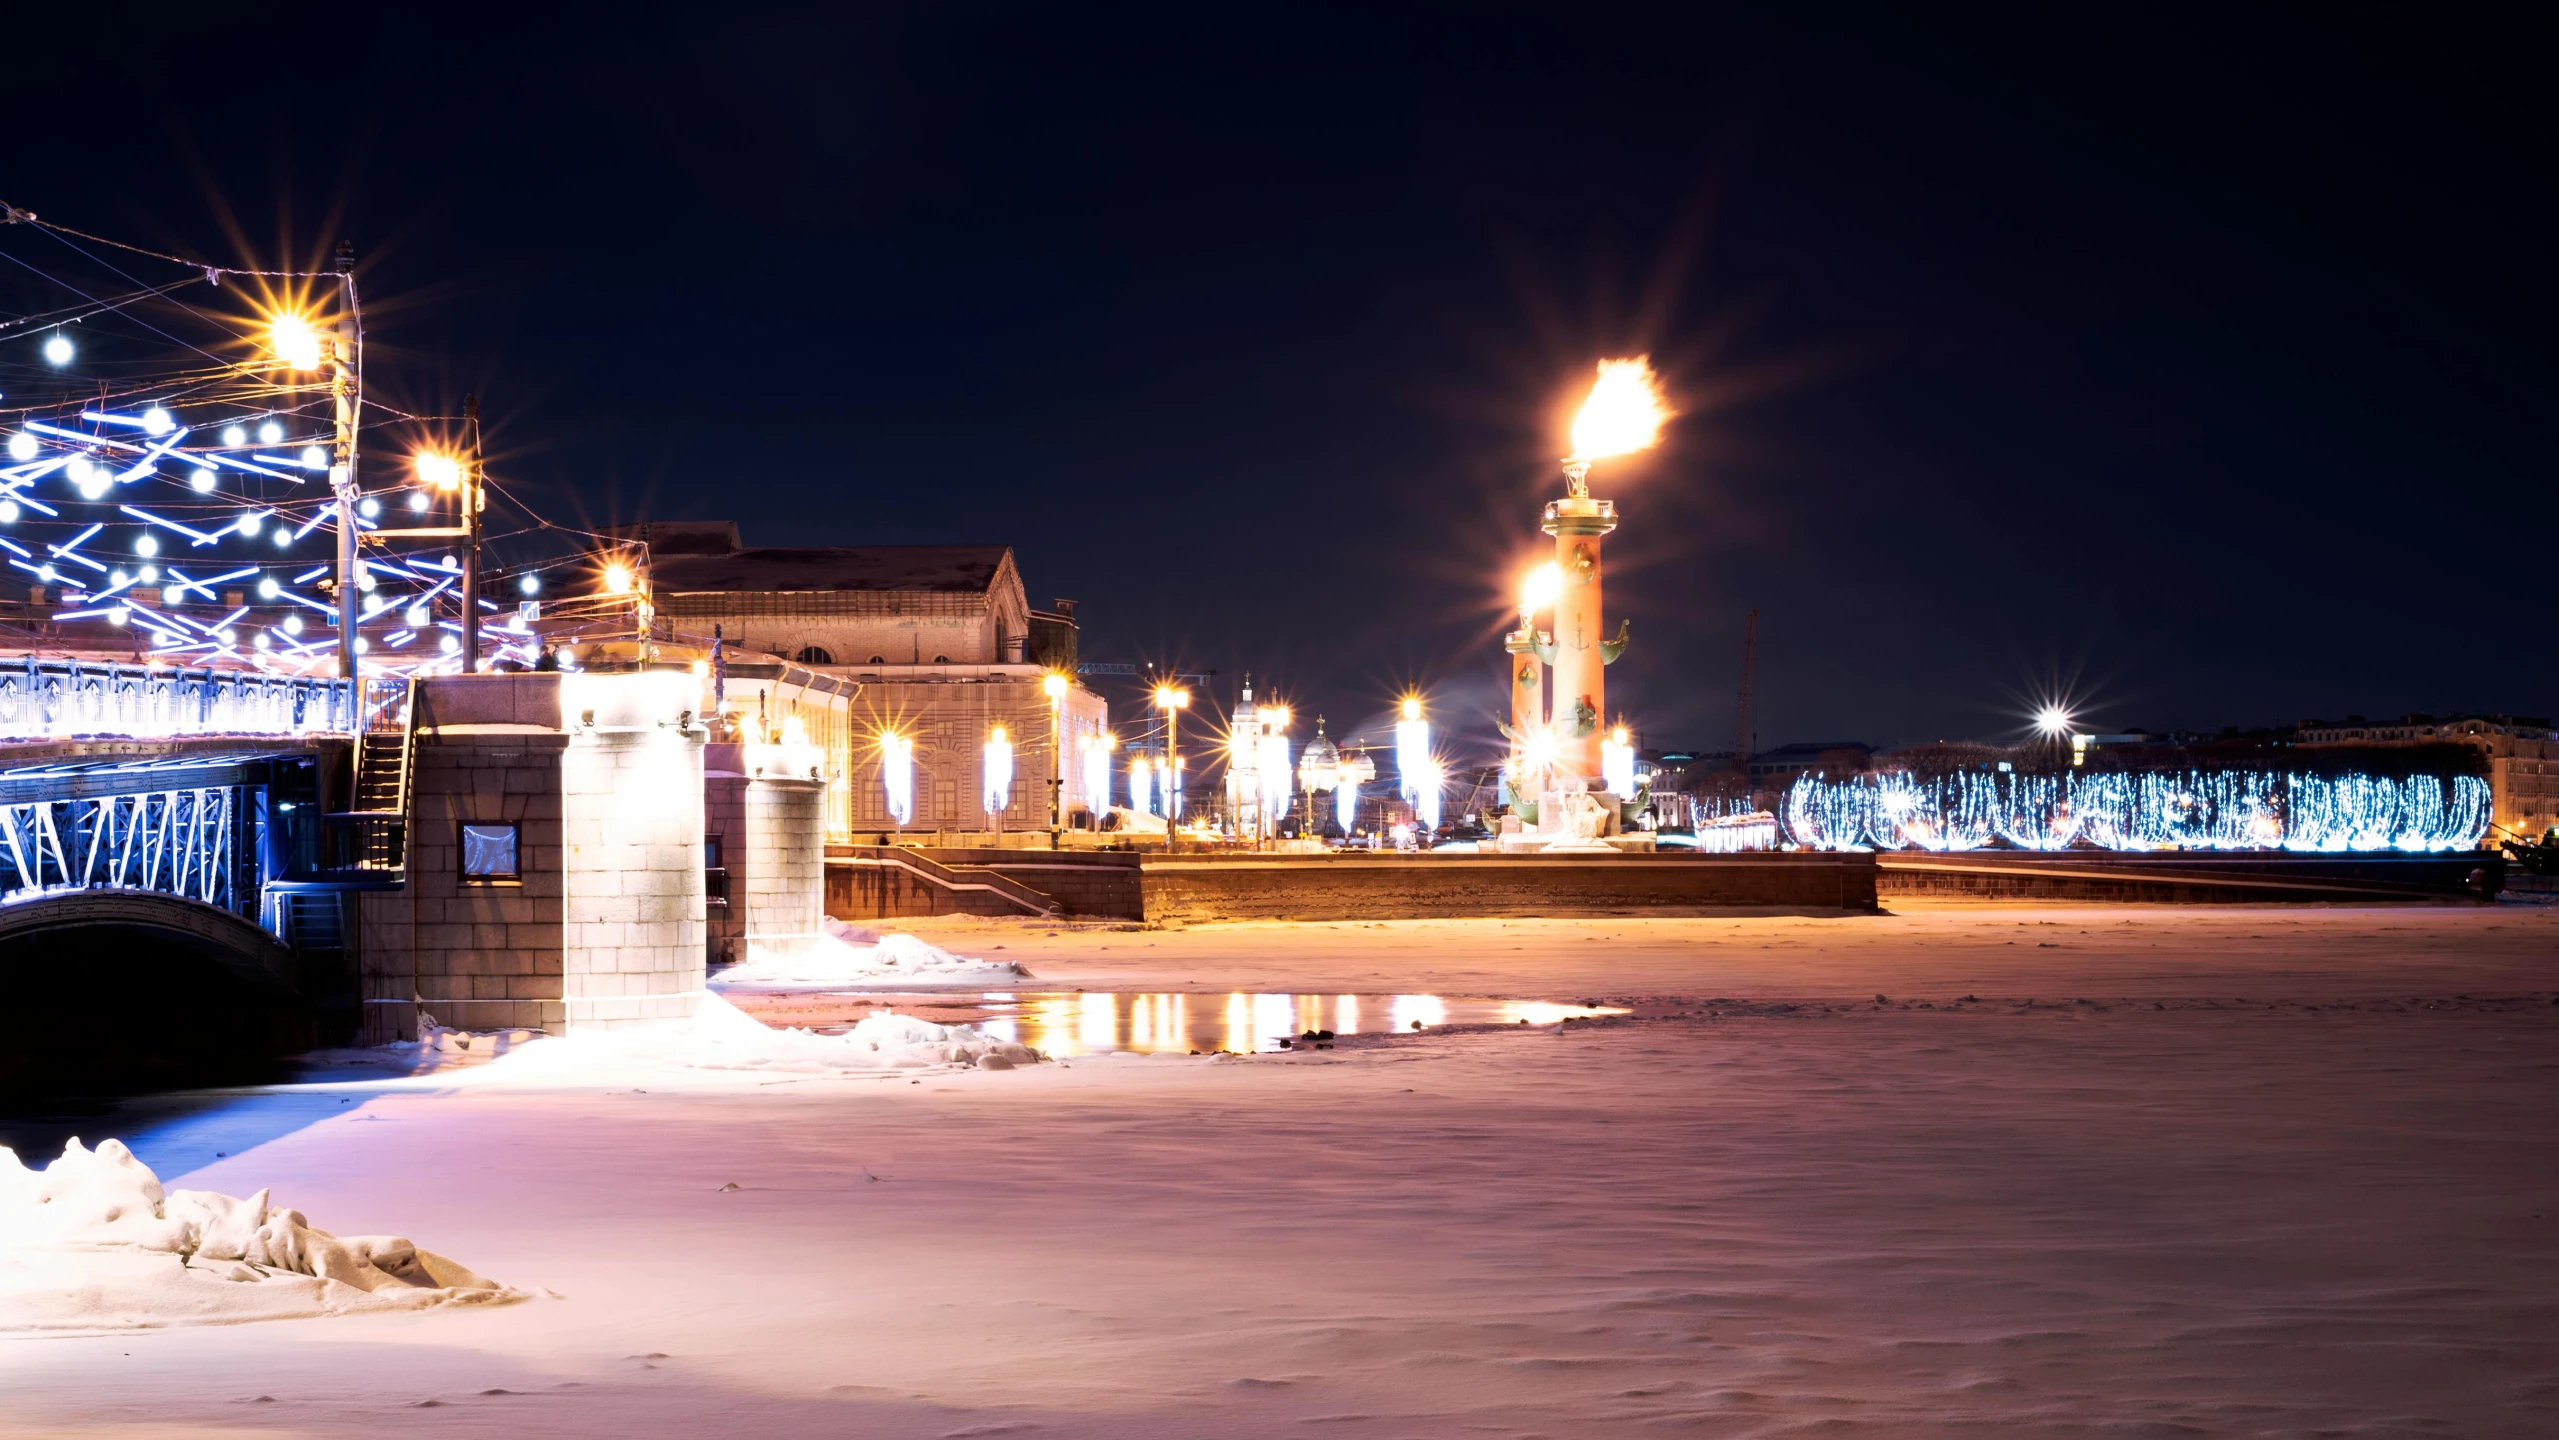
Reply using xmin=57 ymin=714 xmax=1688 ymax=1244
xmin=0 ymin=890 xmax=312 ymax=1100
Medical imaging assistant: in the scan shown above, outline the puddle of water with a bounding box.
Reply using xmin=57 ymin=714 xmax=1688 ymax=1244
xmin=724 ymin=991 xmax=1627 ymax=1057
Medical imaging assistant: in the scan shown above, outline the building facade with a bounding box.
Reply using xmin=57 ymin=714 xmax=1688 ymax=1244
xmin=2297 ymin=714 xmax=2558 ymax=840
xmin=632 ymin=523 xmax=1109 ymax=842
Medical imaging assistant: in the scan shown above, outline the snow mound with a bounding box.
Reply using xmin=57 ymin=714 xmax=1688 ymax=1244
xmin=0 ymin=1139 xmax=521 ymax=1333
xmin=496 ymin=993 xmax=1043 ymax=1078
xmin=664 ymin=993 xmax=1043 ymax=1072
xmin=712 ymin=922 xmax=1030 ymax=991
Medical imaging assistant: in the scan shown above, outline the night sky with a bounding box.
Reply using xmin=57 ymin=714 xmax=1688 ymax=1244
xmin=5 ymin=5 xmax=2549 ymax=761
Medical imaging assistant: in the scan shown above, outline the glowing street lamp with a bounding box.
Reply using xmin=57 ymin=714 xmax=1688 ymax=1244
xmin=268 ymin=313 xmax=325 ymax=371
xmin=600 ymin=560 xmax=635 ymax=595
xmin=414 ymin=451 xmax=464 ymax=491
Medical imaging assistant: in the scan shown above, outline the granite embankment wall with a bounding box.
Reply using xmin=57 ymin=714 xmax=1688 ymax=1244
xmin=1136 ymin=853 xmax=1879 ymax=924
xmin=1875 ymin=851 xmax=2504 ymax=904
xmin=822 ymin=848 xmax=1877 ymax=923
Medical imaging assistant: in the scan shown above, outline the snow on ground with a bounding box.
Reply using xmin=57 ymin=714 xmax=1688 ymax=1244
xmin=0 ymin=1138 xmax=516 ymax=1334
xmin=711 ymin=921 xmax=1032 ymax=991
xmin=493 ymin=992 xmax=1043 ymax=1076
xmin=2 ymin=905 xmax=2554 ymax=1436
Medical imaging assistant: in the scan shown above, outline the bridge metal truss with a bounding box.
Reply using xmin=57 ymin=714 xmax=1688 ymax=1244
xmin=0 ymin=783 xmax=256 ymax=914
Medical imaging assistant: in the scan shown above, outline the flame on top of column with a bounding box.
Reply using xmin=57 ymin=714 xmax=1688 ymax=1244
xmin=1567 ymin=357 xmax=1672 ymax=463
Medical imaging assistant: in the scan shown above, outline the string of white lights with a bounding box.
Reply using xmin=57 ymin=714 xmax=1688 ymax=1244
xmin=1785 ymin=769 xmax=2492 ymax=853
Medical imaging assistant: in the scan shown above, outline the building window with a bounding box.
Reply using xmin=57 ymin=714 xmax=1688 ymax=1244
xmin=797 ymin=646 xmax=834 ymax=665
xmin=704 ymin=834 xmax=728 ymax=906
xmin=933 ymin=654 xmax=949 ymax=664
xmin=461 ymin=823 xmax=521 ymax=883
xmin=868 ymin=655 xmax=885 ymax=664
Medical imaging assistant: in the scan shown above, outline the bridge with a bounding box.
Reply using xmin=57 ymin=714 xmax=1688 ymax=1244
xmin=0 ymin=659 xmax=400 ymax=1098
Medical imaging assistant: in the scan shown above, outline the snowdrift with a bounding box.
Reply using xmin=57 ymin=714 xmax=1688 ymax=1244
xmin=711 ymin=920 xmax=1031 ymax=991
xmin=493 ymin=992 xmax=1044 ymax=1078
xmin=0 ymin=1139 xmax=520 ymax=1333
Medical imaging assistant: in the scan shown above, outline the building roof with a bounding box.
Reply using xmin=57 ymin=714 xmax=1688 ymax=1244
xmin=651 ymin=545 xmax=1015 ymax=595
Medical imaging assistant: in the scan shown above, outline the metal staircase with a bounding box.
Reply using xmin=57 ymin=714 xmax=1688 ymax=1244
xmin=329 ymin=681 xmax=415 ymax=874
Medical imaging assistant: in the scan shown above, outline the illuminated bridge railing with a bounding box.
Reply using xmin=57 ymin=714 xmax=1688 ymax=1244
xmin=0 ymin=660 xmax=373 ymax=742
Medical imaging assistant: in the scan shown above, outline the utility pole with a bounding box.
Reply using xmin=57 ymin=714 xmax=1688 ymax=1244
xmin=461 ymin=393 xmax=483 ymax=672
xmin=1734 ymin=608 xmax=1758 ymax=775
xmin=329 ymin=242 xmax=363 ymax=690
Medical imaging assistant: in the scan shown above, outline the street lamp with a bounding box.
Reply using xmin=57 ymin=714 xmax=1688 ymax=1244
xmin=1154 ymin=683 xmax=1190 ymax=852
xmin=269 ymin=314 xmax=325 ymax=371
xmin=1043 ymin=671 xmax=1070 ymax=849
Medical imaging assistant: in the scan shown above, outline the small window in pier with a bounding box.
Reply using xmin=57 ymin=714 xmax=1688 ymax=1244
xmin=461 ymin=823 xmax=521 ymax=883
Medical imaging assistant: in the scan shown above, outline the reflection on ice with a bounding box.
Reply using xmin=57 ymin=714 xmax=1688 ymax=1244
xmin=795 ymin=992 xmax=1624 ymax=1057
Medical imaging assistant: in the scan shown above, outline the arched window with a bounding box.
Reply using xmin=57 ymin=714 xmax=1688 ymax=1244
xmin=868 ymin=655 xmax=885 ymax=664
xmin=932 ymin=654 xmax=949 ymax=664
xmin=796 ymin=646 xmax=833 ymax=665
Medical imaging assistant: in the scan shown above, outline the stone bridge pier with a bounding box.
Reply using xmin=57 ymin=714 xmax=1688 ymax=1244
xmin=705 ymin=741 xmax=827 ymax=966
xmin=358 ymin=670 xmax=712 ymax=1042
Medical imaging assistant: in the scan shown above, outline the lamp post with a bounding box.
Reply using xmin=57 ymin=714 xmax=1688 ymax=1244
xmin=1153 ymin=683 xmax=1190 ymax=853
xmin=461 ymin=393 xmax=484 ymax=672
xmin=326 ymin=246 xmax=363 ymax=689
xmin=1043 ymin=671 xmax=1069 ymax=849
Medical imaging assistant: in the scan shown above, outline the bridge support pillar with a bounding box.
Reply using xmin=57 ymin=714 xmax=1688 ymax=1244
xmin=562 ymin=722 xmax=707 ymax=1030
xmin=356 ymin=671 xmax=710 ymax=1042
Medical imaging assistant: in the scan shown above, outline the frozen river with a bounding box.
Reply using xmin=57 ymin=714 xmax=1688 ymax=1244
xmin=4 ymin=906 xmax=2554 ymax=1437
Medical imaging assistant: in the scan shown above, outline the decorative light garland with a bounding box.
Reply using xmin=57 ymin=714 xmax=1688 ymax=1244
xmin=982 ymin=726 xmax=1013 ymax=819
xmin=1081 ymin=732 xmax=1111 ymax=818
xmin=1394 ymin=697 xmax=1429 ymax=804
xmin=1785 ymin=769 xmax=2491 ymax=853
xmin=879 ymin=732 xmax=915 ymax=827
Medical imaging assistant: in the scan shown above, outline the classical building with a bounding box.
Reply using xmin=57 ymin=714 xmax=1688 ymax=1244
xmin=2296 ymin=713 xmax=2558 ymax=841
xmin=627 ymin=522 xmax=1108 ymax=844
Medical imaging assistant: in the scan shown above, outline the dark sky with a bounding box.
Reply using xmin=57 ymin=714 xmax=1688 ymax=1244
xmin=7 ymin=3 xmax=2550 ymax=759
